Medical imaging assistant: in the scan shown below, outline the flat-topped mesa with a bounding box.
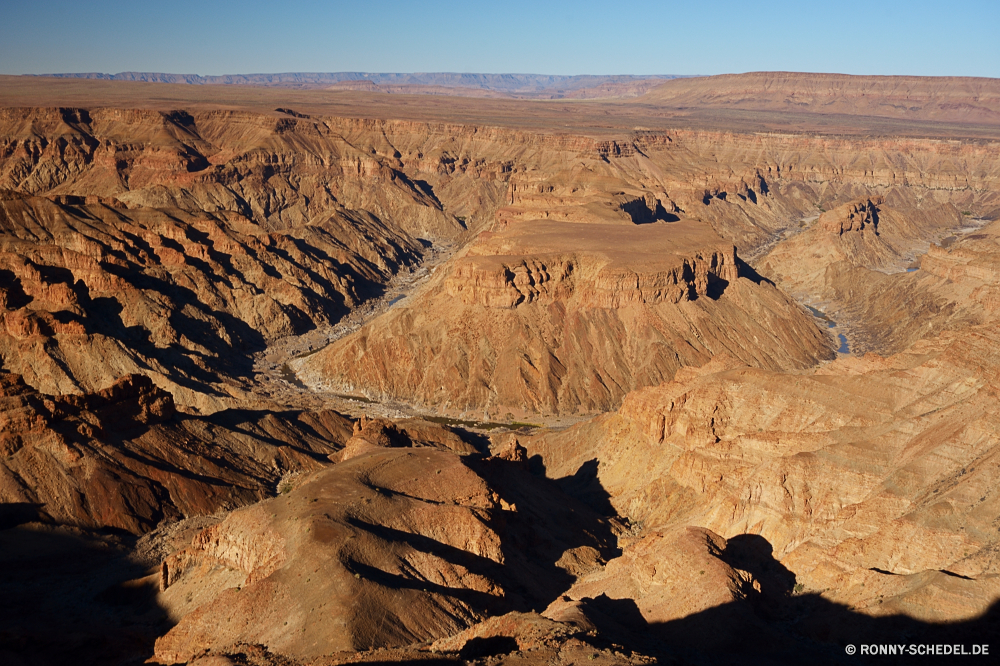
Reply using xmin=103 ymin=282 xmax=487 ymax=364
xmin=819 ymin=196 xmax=884 ymax=235
xmin=445 ymin=245 xmax=739 ymax=309
xmin=300 ymin=219 xmax=833 ymax=417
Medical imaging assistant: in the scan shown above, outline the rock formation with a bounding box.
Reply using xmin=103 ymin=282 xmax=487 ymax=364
xmin=0 ymin=371 xmax=351 ymax=533
xmin=150 ymin=422 xmax=619 ymax=663
xmin=2 ymin=72 xmax=1000 ymax=665
xmin=299 ymin=220 xmax=835 ymax=417
xmin=757 ymin=194 xmax=967 ymax=298
xmin=525 ymin=230 xmax=1000 ymax=631
xmin=0 ymin=190 xmax=424 ymax=408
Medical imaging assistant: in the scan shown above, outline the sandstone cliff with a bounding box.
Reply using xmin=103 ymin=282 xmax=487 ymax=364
xmin=298 ymin=220 xmax=835 ymax=418
xmin=526 ymin=228 xmax=1000 ymax=624
xmin=0 ymin=372 xmax=353 ymax=534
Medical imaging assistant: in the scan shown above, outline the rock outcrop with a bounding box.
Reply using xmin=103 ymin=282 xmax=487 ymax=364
xmin=757 ymin=193 xmax=967 ymax=299
xmin=299 ymin=219 xmax=835 ymax=417
xmin=525 ymin=227 xmax=1000 ymax=624
xmin=0 ymin=372 xmax=352 ymax=533
xmin=150 ymin=423 xmax=619 ymax=663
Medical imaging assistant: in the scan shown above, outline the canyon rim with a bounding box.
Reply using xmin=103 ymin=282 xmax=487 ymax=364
xmin=1 ymin=68 xmax=999 ymax=666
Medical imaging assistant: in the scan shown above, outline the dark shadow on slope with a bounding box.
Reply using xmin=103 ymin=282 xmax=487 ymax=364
xmin=459 ymin=635 xmax=518 ymax=659
xmin=623 ymin=197 xmax=679 ymax=224
xmin=0 ymin=270 xmax=33 ymax=308
xmin=635 ymin=595 xmax=1000 ymax=665
xmin=0 ymin=524 xmax=172 ymax=666
xmin=719 ymin=534 xmax=796 ymax=600
xmin=344 ymin=518 xmax=512 ymax=616
xmin=554 ymin=458 xmax=618 ymax=517
xmin=427 ymin=423 xmax=492 ymax=454
xmin=565 ymin=533 xmax=1000 ymax=665
xmin=705 ymin=273 xmax=729 ymax=300
xmin=23 ymin=402 xmax=346 ymax=534
xmin=200 ymin=408 xmax=348 ymax=458
xmin=0 ymin=503 xmax=50 ymax=530
xmin=345 ymin=559 xmax=504 ymax=616
xmin=464 ymin=454 xmax=622 ymax=614
xmin=736 ymin=256 xmax=776 ymax=286
xmin=575 ymin=594 xmax=653 ymax=648
xmin=93 ymin=263 xmax=265 ymax=381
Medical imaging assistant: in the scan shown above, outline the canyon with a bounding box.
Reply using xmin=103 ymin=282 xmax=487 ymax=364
xmin=1 ymin=72 xmax=999 ymax=665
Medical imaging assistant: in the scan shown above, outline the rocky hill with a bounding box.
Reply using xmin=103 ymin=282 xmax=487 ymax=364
xmin=2 ymin=73 xmax=1000 ymax=665
xmin=298 ymin=220 xmax=834 ymax=418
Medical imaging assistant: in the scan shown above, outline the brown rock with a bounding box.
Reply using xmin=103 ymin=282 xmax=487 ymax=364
xmin=0 ymin=372 xmax=352 ymax=533
xmin=151 ymin=426 xmax=618 ymax=663
xmin=301 ymin=220 xmax=835 ymax=417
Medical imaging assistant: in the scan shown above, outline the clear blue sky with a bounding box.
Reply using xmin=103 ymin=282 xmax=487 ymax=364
xmin=2 ymin=0 xmax=997 ymax=78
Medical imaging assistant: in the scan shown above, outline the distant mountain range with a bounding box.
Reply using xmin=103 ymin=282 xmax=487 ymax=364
xmin=32 ymin=71 xmax=692 ymax=93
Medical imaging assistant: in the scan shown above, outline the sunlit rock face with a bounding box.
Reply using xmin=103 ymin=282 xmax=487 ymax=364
xmin=2 ymin=71 xmax=1000 ymax=666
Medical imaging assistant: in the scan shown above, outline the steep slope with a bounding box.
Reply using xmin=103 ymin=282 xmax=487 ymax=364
xmin=757 ymin=204 xmax=999 ymax=356
xmin=525 ymin=229 xmax=1000 ymax=626
xmin=299 ymin=219 xmax=835 ymax=418
xmin=150 ymin=422 xmax=619 ymax=663
xmin=0 ymin=194 xmax=422 ymax=408
xmin=0 ymin=371 xmax=352 ymax=534
xmin=822 ymin=220 xmax=1000 ymax=355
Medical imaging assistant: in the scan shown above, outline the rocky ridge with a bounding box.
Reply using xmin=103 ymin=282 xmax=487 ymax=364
xmin=0 ymin=371 xmax=352 ymax=534
xmin=150 ymin=421 xmax=620 ymax=663
xmin=0 ymin=193 xmax=423 ymax=410
xmin=644 ymin=72 xmax=1000 ymax=125
xmin=2 ymin=76 xmax=1000 ymax=665
xmin=524 ymin=227 xmax=1000 ymax=633
xmin=299 ymin=220 xmax=835 ymax=418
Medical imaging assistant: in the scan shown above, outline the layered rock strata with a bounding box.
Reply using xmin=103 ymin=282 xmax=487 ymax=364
xmin=0 ymin=371 xmax=351 ymax=533
xmin=299 ymin=220 xmax=835 ymax=417
xmin=150 ymin=421 xmax=618 ymax=663
xmin=526 ymin=228 xmax=1000 ymax=626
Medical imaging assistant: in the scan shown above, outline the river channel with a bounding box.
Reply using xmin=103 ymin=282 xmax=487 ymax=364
xmin=805 ymin=305 xmax=850 ymax=354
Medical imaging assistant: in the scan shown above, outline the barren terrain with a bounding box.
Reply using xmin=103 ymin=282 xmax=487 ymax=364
xmin=1 ymin=72 xmax=999 ymax=665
